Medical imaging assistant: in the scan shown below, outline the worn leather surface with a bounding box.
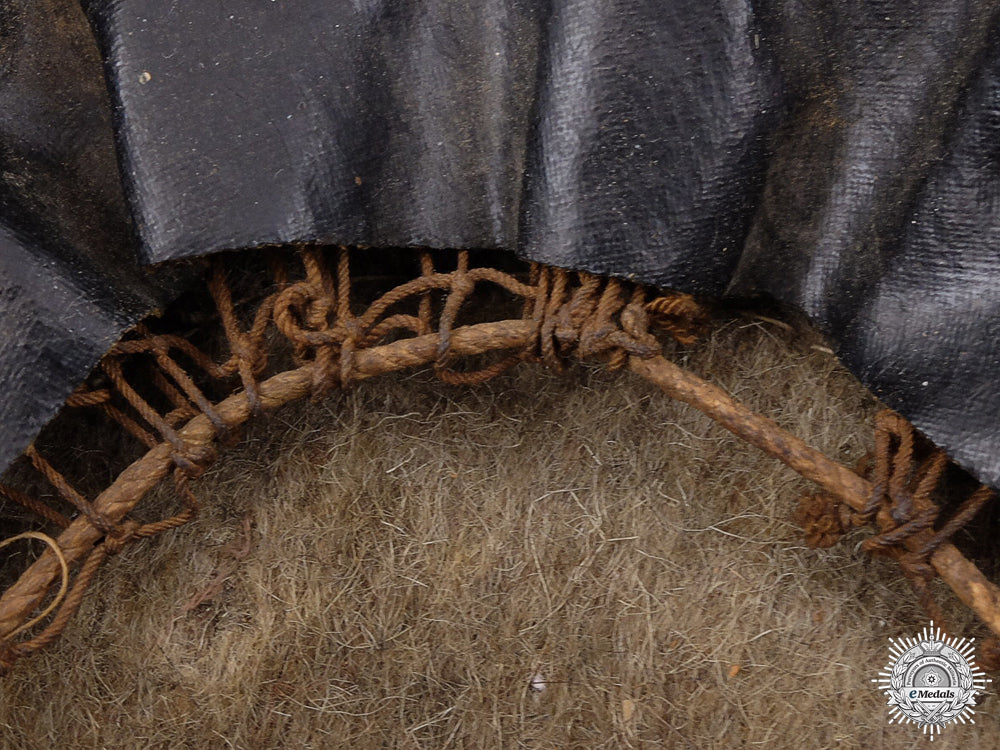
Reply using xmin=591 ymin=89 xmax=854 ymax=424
xmin=0 ymin=0 xmax=174 ymax=473
xmin=1 ymin=1 xmax=999 ymax=490
xmin=83 ymin=0 xmax=780 ymax=294
xmin=732 ymin=2 xmax=1000 ymax=486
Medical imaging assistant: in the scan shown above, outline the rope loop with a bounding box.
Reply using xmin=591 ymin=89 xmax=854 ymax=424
xmin=103 ymin=520 xmax=142 ymax=556
xmin=15 ymin=246 xmax=946 ymax=673
xmin=794 ymin=409 xmax=997 ymax=628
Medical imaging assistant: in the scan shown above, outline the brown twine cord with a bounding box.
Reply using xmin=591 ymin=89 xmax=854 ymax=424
xmin=0 ymin=468 xmax=199 ymax=669
xmin=208 ymin=259 xmax=273 ymax=415
xmin=148 ymin=342 xmax=230 ymax=439
xmin=1 ymin=247 xmax=997 ymax=671
xmin=266 ymin=249 xmax=289 ymax=291
xmin=101 ymin=403 xmax=160 ymax=448
xmin=101 ymin=356 xmax=219 ymax=477
xmin=335 ymin=246 xmax=364 ymax=390
xmin=794 ymin=410 xmax=997 ymax=631
xmin=0 ymin=539 xmax=113 ymax=669
xmin=24 ymin=446 xmax=113 ymax=535
xmin=65 ymin=388 xmax=112 ymax=408
xmin=0 ymin=484 xmax=72 ymax=529
xmin=418 ymin=250 xmax=434 ymax=334
xmin=0 ymin=532 xmax=69 ymax=640
xmin=0 ymin=249 xmax=695 ymax=670
xmin=645 ymin=293 xmax=710 ymax=346
xmin=629 ymin=353 xmax=1000 ymax=643
xmin=150 ymin=367 xmax=199 ymax=425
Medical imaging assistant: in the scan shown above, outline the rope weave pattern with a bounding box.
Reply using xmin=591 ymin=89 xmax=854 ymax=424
xmin=0 ymin=247 xmax=995 ymax=671
xmin=0 ymin=248 xmax=696 ymax=670
xmin=794 ymin=411 xmax=995 ymax=632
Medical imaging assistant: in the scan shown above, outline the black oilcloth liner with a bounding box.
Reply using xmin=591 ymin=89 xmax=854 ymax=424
xmin=1 ymin=1 xmax=999 ymax=491
xmin=0 ymin=0 xmax=177 ymax=474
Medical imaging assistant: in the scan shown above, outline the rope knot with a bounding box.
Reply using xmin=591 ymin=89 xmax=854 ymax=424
xmin=793 ymin=492 xmax=853 ymax=548
xmin=273 ymin=282 xmax=338 ymax=351
xmin=326 ymin=316 xmax=363 ymax=389
xmin=229 ymin=335 xmax=262 ymax=372
xmin=529 ymin=274 xmax=666 ymax=368
xmin=618 ymin=299 xmax=661 ymax=359
xmin=104 ymin=520 xmax=142 ymax=555
xmin=645 ymin=293 xmax=710 ymax=345
xmin=170 ymin=440 xmax=218 ymax=479
xmin=796 ymin=410 xmax=997 ymax=629
xmin=859 ymin=412 xmax=944 ymax=560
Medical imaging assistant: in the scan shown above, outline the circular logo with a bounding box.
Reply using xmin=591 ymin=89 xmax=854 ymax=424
xmin=872 ymin=622 xmax=991 ymax=741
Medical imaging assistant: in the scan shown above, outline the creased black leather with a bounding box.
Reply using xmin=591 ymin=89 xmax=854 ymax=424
xmin=83 ymin=0 xmax=781 ymax=294
xmin=1 ymin=1 xmax=999 ymax=491
xmin=0 ymin=0 xmax=174 ymax=473
xmin=732 ymin=2 xmax=1000 ymax=487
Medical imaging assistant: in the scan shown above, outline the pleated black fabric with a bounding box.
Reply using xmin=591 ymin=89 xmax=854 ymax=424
xmin=1 ymin=0 xmax=999 ymax=489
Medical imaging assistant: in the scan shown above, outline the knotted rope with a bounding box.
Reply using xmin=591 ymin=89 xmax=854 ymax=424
xmin=0 ymin=248 xmax=701 ymax=671
xmin=2 ymin=246 xmax=997 ymax=672
xmin=795 ymin=411 xmax=995 ymax=630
